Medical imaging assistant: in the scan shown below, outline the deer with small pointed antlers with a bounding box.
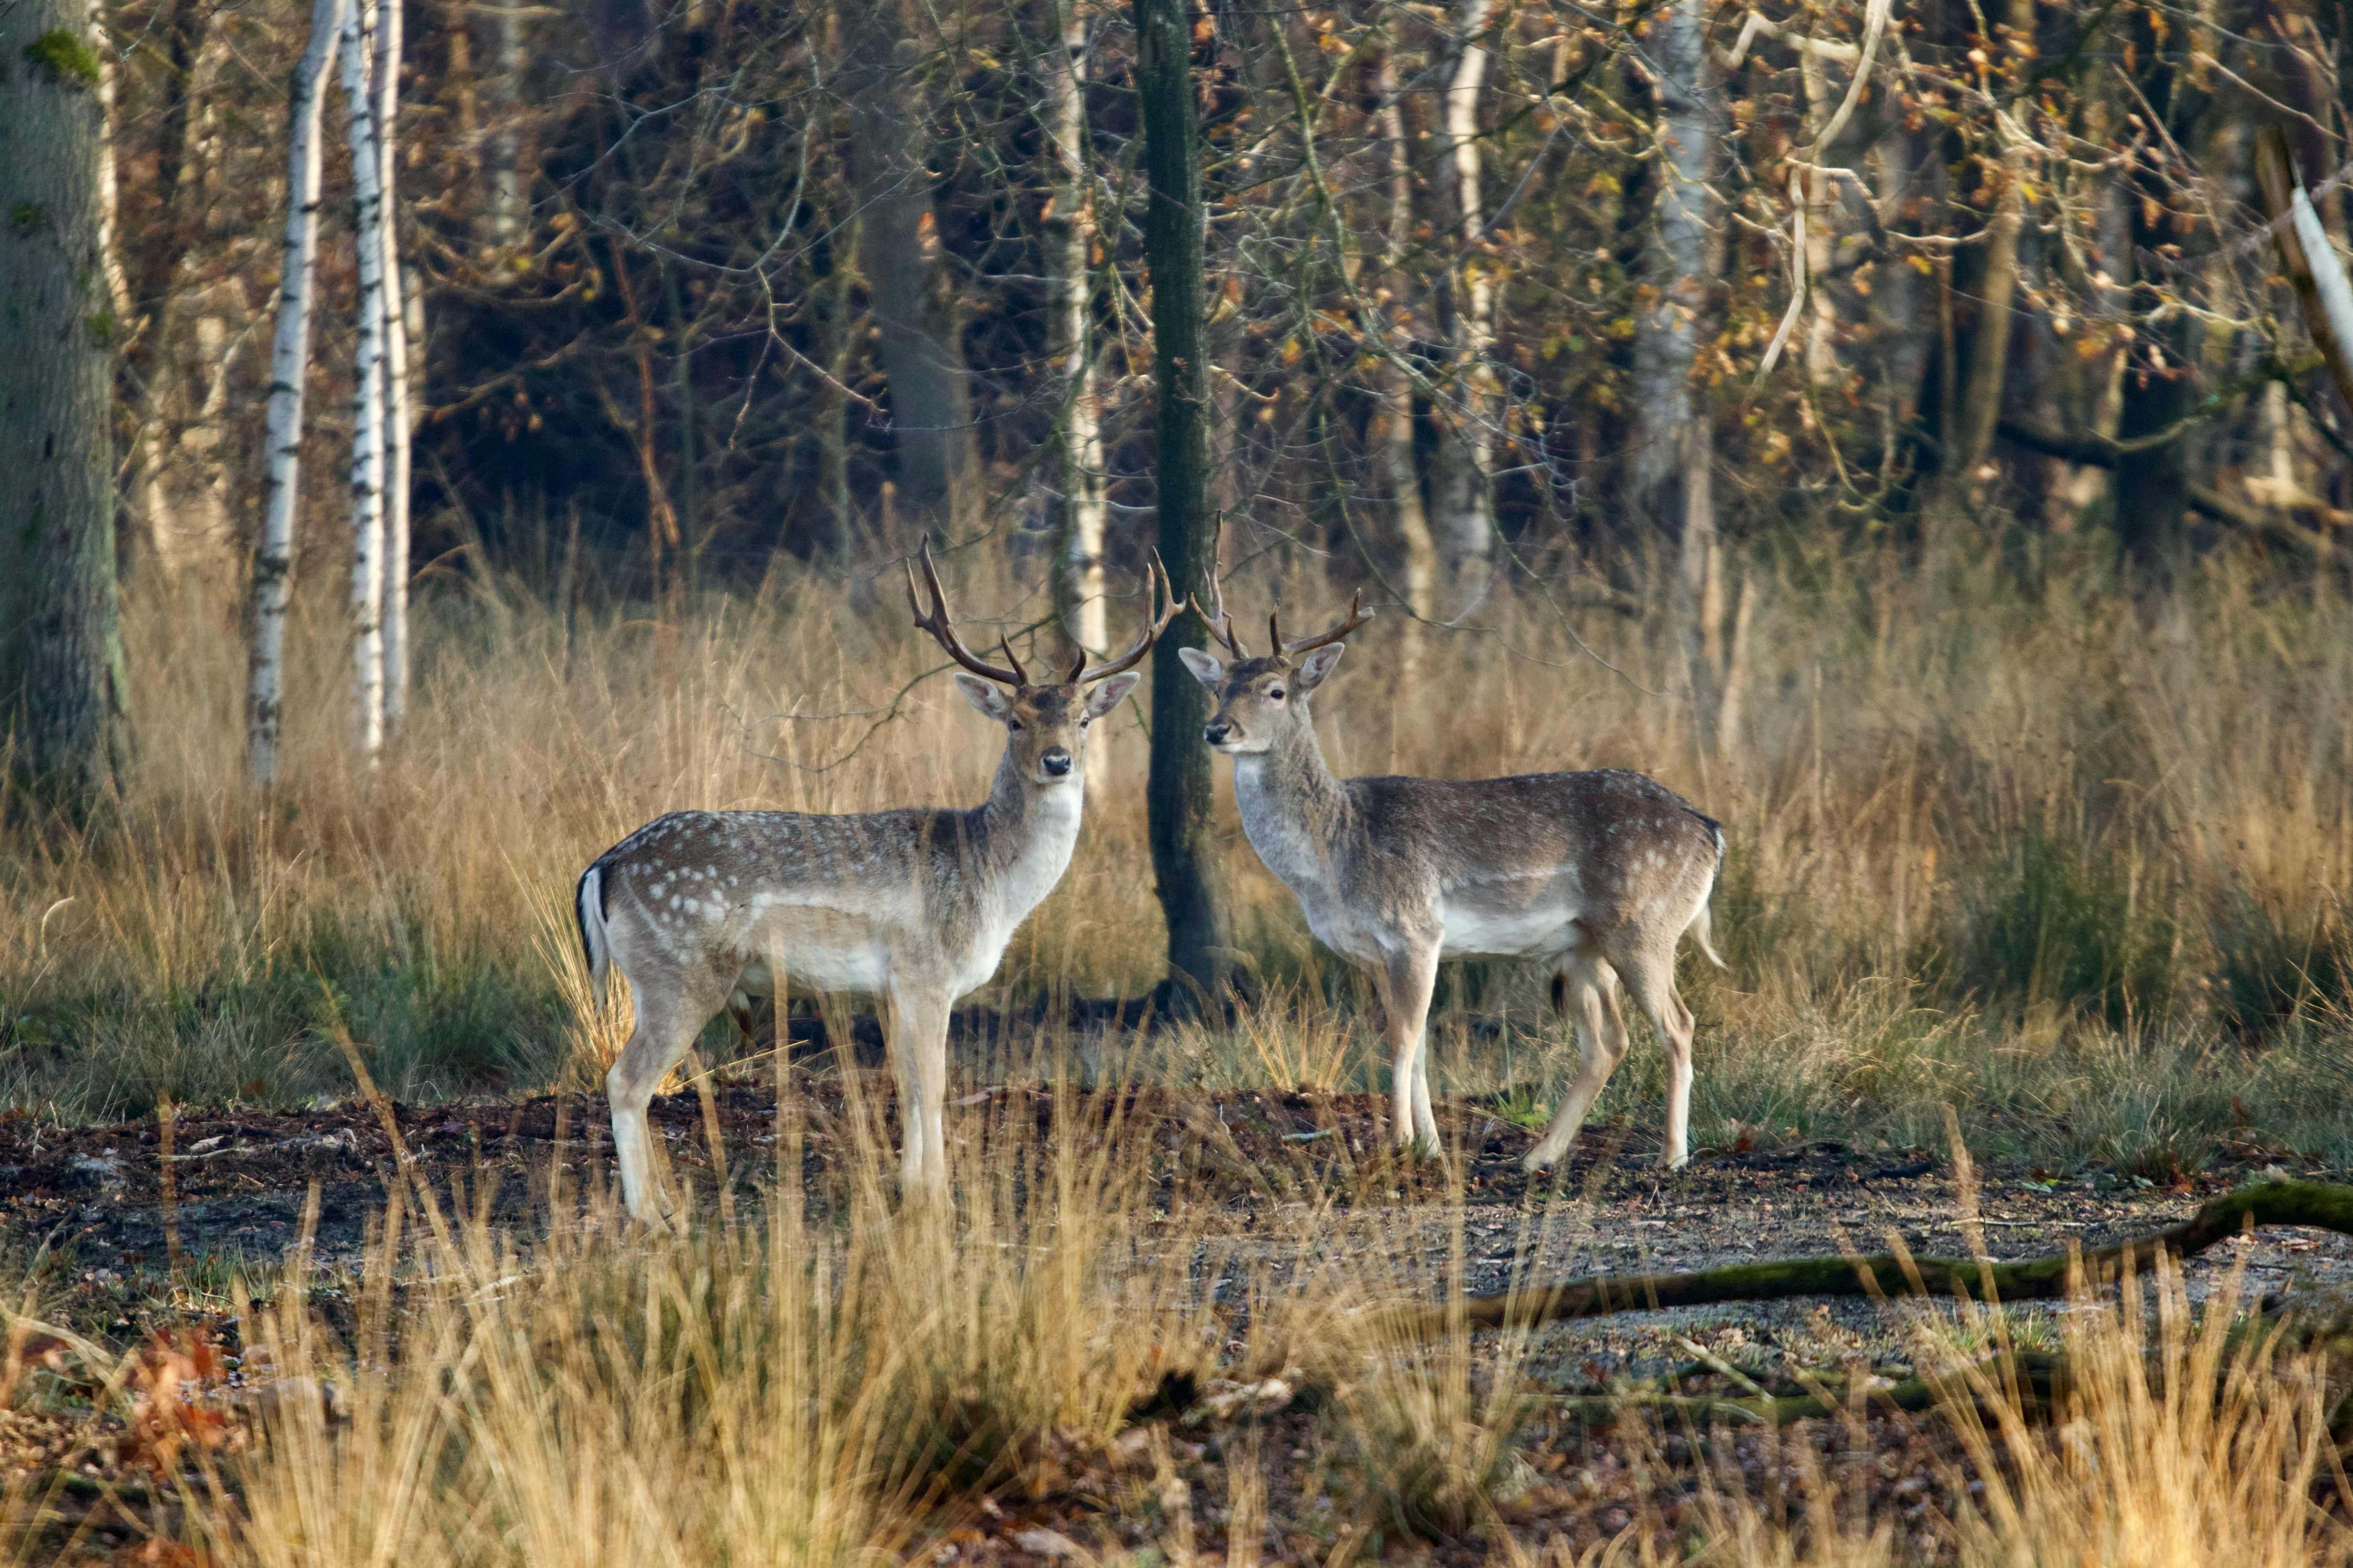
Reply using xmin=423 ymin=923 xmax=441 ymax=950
xmin=1178 ymin=523 xmax=1726 ymax=1168
xmin=577 ymin=540 xmax=1178 ymax=1221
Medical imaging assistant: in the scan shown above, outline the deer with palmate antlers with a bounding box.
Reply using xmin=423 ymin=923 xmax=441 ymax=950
xmin=577 ymin=541 xmax=1177 ymax=1221
xmin=1179 ymin=535 xmax=1726 ymax=1169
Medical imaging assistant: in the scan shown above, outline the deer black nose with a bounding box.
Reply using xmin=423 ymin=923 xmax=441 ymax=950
xmin=1041 ymin=748 xmax=1074 ymax=776
xmin=1203 ymin=721 xmax=1232 ymax=745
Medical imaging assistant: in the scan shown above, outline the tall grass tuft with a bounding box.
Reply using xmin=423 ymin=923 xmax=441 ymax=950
xmin=3 ymin=540 xmax=2352 ymax=1159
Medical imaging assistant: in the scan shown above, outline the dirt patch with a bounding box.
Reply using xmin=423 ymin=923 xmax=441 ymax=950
xmin=2 ymin=1081 xmax=2349 ymax=1562
xmin=2 ymin=1079 xmax=2342 ymax=1321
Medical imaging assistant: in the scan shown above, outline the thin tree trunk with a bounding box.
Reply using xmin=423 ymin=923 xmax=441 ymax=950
xmin=96 ymin=39 xmax=169 ymax=588
xmin=817 ymin=233 xmax=860 ymax=558
xmin=1946 ymin=156 xmax=2025 ymax=485
xmin=344 ymin=0 xmax=388 ymax=764
xmin=1134 ymin=0 xmax=1228 ymax=1007
xmin=0 ymin=0 xmax=132 ymax=798
xmin=248 ymin=0 xmax=347 ymax=785
xmin=1045 ymin=0 xmax=1111 ymax=792
xmin=96 ymin=48 xmax=130 ymax=329
xmin=1939 ymin=0 xmax=2037 ymax=498
xmin=377 ymin=0 xmax=412 ymax=729
xmin=2111 ymin=3 xmax=2205 ymax=585
xmin=1630 ymin=0 xmax=1711 ymax=521
xmin=1629 ymin=0 xmax=1718 ymax=744
xmin=665 ymin=262 xmax=701 ymax=595
xmin=1375 ymin=47 xmax=1437 ymax=690
xmin=131 ymin=1 xmax=233 ymax=581
xmin=1673 ymin=420 xmax=1721 ymax=766
xmin=841 ymin=0 xmax=976 ymax=536
xmin=488 ymin=0 xmax=525 ymax=245
xmin=1797 ymin=48 xmax=1841 ymax=388
xmin=1871 ymin=122 xmax=1927 ymax=439
xmin=1427 ymin=0 xmax=1495 ymax=608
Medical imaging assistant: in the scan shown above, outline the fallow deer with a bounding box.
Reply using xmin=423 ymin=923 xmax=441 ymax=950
xmin=578 ymin=541 xmax=1177 ymax=1221
xmin=1178 ymin=534 xmax=1725 ymax=1169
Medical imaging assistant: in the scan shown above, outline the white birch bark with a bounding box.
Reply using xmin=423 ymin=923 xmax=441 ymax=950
xmin=96 ymin=48 xmax=130 ymax=325
xmin=375 ymin=0 xmax=412 ymax=729
xmin=343 ymin=0 xmax=387 ymax=764
xmin=248 ymin=0 xmax=348 ymax=785
xmin=1375 ymin=47 xmax=1436 ymax=688
xmin=1630 ymin=0 xmax=1712 ymax=510
xmin=489 ymin=0 xmax=525 ymax=244
xmin=1044 ymin=0 xmax=1111 ymax=793
xmin=1428 ymin=0 xmax=1495 ymax=609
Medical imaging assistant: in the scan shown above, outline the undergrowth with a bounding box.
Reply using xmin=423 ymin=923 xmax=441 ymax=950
xmin=2 ymin=540 xmax=2350 ymax=1177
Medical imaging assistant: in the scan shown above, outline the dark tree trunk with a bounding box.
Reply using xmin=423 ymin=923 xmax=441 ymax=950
xmin=2112 ymin=4 xmax=2207 ymax=586
xmin=2113 ymin=341 xmax=2193 ymax=583
xmin=0 ymin=0 xmax=131 ymax=800
xmin=1134 ymin=0 xmax=1227 ymax=1007
xmin=840 ymin=0 xmax=975 ymax=537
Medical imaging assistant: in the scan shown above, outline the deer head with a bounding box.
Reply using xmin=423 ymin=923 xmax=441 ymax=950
xmin=908 ymin=537 xmax=1179 ymax=784
xmin=1174 ymin=516 xmax=1371 ymax=755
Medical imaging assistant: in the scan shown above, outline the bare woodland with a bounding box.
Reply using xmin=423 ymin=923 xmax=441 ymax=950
xmin=0 ymin=0 xmax=2337 ymax=989
xmin=52 ymin=0 xmax=2353 ymax=637
xmin=13 ymin=7 xmax=2353 ymax=1555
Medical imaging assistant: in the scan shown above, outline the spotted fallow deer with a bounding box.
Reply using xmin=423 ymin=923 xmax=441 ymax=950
xmin=1177 ymin=536 xmax=1726 ymax=1169
xmin=577 ymin=541 xmax=1177 ymax=1220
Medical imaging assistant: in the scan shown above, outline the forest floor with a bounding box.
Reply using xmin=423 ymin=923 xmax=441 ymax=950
xmin=6 ymin=1063 xmax=2352 ymax=1563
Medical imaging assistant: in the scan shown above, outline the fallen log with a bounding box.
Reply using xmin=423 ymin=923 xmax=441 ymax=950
xmin=1395 ymin=1180 xmax=2353 ymax=1340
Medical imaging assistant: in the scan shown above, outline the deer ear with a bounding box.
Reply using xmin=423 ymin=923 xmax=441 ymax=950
xmin=1294 ymin=643 xmax=1345 ymax=691
xmin=1176 ymin=647 xmax=1225 ymax=689
xmin=1083 ymin=672 xmax=1140 ymax=718
xmin=951 ymin=673 xmax=1015 ymax=721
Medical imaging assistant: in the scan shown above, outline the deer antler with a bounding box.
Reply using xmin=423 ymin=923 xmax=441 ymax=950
xmin=1187 ymin=512 xmax=1250 ymax=658
xmin=1271 ymin=588 xmax=1371 ymax=657
xmin=1072 ymin=553 xmax=1182 ymax=684
xmin=906 ymin=536 xmax=1027 ymax=687
xmin=1186 ymin=514 xmax=1371 ymax=662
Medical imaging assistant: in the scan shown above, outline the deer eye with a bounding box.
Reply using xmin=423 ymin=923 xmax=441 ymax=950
xmin=1267 ymin=688 xmax=1286 ymax=701
xmin=1007 ymin=718 xmax=1024 ymax=732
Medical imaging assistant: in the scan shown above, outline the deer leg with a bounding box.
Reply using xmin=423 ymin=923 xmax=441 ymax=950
xmin=726 ymin=988 xmax=760 ymax=1058
xmin=1614 ymin=938 xmax=1698 ymax=1168
xmin=1373 ymin=943 xmax=1442 ymax=1158
xmin=886 ymin=980 xmax=954 ymax=1204
xmin=606 ymin=974 xmax=719 ymax=1227
xmin=1410 ymin=1019 xmax=1439 ymax=1152
xmin=1523 ymin=955 xmax=1627 ymax=1171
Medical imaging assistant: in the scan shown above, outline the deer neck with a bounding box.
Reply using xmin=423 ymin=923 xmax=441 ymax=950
xmin=970 ymin=749 xmax=1085 ymax=919
xmin=1231 ymin=711 xmax=1350 ymax=895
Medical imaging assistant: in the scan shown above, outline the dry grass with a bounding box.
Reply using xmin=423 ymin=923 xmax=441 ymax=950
xmin=0 ymin=1105 xmax=2343 ymax=1564
xmin=38 ymin=1096 xmax=1209 ymax=1566
xmin=6 ymin=537 xmax=2350 ymax=1170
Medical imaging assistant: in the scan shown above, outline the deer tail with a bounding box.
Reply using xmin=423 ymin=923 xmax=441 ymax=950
xmin=1688 ymin=812 xmax=1728 ymax=969
xmin=576 ymin=864 xmax=611 ymax=993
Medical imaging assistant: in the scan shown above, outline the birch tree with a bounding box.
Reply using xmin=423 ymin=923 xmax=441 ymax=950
xmin=344 ymin=0 xmax=388 ymax=763
xmin=1428 ymin=0 xmax=1496 ymax=607
xmin=1375 ymin=43 xmax=1437 ymax=688
xmin=1631 ymin=0 xmax=1712 ymax=524
xmin=247 ymin=0 xmax=346 ymax=785
xmin=486 ymin=0 xmax=527 ymax=246
xmin=0 ymin=0 xmax=131 ymax=798
xmin=377 ymin=0 xmax=413 ymax=729
xmin=1043 ymin=0 xmax=1111 ymax=793
xmin=1628 ymin=0 xmax=1722 ymax=745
